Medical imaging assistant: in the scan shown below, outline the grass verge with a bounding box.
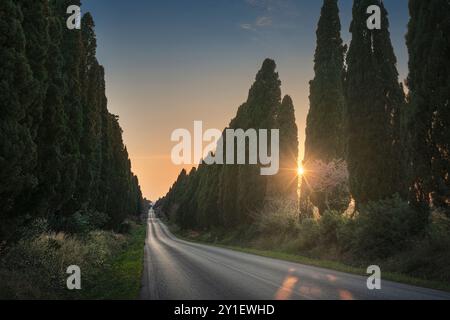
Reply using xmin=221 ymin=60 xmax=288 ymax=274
xmin=82 ymin=224 xmax=146 ymax=299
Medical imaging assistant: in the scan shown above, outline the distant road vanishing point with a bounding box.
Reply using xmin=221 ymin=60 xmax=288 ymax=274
xmin=140 ymin=209 xmax=450 ymax=300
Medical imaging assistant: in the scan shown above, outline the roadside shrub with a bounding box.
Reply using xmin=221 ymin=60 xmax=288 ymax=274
xmin=48 ymin=210 xmax=111 ymax=235
xmin=317 ymin=210 xmax=346 ymax=246
xmin=255 ymin=199 xmax=299 ymax=236
xmin=295 ymin=218 xmax=320 ymax=251
xmin=350 ymin=196 xmax=420 ymax=260
xmin=0 ymin=230 xmax=127 ymax=299
xmin=381 ymin=212 xmax=450 ymax=282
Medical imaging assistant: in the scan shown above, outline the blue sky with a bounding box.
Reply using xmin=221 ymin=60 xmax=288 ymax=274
xmin=81 ymin=0 xmax=410 ymax=199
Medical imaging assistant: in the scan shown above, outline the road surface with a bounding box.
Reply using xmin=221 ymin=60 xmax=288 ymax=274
xmin=140 ymin=209 xmax=450 ymax=300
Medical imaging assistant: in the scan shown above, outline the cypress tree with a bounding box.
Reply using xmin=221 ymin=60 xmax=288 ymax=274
xmin=160 ymin=59 xmax=287 ymax=230
xmin=231 ymin=59 xmax=281 ymax=130
xmin=17 ymin=0 xmax=49 ymax=140
xmin=10 ymin=0 xmax=48 ymax=218
xmin=232 ymin=59 xmax=282 ymax=225
xmin=0 ymin=0 xmax=38 ymax=240
xmin=177 ymin=168 xmax=201 ymax=229
xmin=300 ymin=0 xmax=346 ymax=215
xmin=96 ymin=71 xmax=114 ymax=214
xmin=406 ymin=0 xmax=450 ymax=216
xmin=56 ymin=0 xmax=84 ymax=216
xmin=304 ymin=0 xmax=346 ymax=162
xmin=270 ymin=95 xmax=299 ymax=200
xmin=77 ymin=13 xmax=103 ymax=208
xmin=196 ymin=162 xmax=221 ymax=229
xmin=0 ymin=1 xmax=143 ymax=236
xmin=33 ymin=3 xmax=68 ymax=217
xmin=217 ymin=163 xmax=240 ymax=228
xmin=161 ymin=169 xmax=189 ymax=220
xmin=345 ymin=0 xmax=405 ymax=207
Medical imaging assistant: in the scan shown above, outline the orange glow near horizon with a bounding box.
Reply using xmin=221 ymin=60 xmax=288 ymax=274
xmin=110 ymin=72 xmax=310 ymax=201
xmin=87 ymin=0 xmax=410 ymax=202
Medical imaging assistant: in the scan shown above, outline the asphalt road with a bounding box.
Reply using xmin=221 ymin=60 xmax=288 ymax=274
xmin=140 ymin=209 xmax=450 ymax=300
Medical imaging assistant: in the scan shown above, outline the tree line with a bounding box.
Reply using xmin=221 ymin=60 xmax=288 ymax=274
xmin=301 ymin=0 xmax=449 ymax=225
xmin=0 ymin=0 xmax=144 ymax=243
xmin=157 ymin=0 xmax=449 ymax=232
xmin=156 ymin=59 xmax=299 ymax=230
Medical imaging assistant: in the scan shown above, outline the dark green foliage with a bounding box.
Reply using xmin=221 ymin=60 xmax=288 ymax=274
xmin=29 ymin=2 xmax=68 ymax=219
xmin=56 ymin=0 xmax=84 ymax=216
xmin=301 ymin=0 xmax=347 ymax=215
xmin=270 ymin=95 xmax=299 ymax=199
xmin=304 ymin=0 xmax=346 ymax=162
xmin=77 ymin=13 xmax=103 ymax=208
xmin=17 ymin=0 xmax=48 ymax=140
xmin=196 ymin=164 xmax=221 ymax=229
xmin=349 ymin=196 xmax=423 ymax=260
xmin=345 ymin=0 xmax=405 ymax=206
xmin=0 ymin=1 xmax=143 ymax=241
xmin=217 ymin=164 xmax=240 ymax=228
xmin=230 ymin=59 xmax=281 ymax=130
xmin=406 ymin=0 xmax=450 ymax=216
xmin=0 ymin=0 xmax=38 ymax=240
xmin=229 ymin=59 xmax=283 ymax=225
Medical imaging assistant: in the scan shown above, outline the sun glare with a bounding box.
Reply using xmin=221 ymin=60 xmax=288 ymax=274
xmin=297 ymin=166 xmax=305 ymax=176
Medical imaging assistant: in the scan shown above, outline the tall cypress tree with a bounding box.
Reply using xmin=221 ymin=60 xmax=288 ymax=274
xmin=406 ymin=0 xmax=450 ymax=216
xmin=0 ymin=1 xmax=143 ymax=237
xmin=304 ymin=0 xmax=346 ymax=162
xmin=196 ymin=162 xmax=221 ymax=229
xmin=217 ymin=163 xmax=240 ymax=228
xmin=77 ymin=13 xmax=102 ymax=208
xmin=17 ymin=0 xmax=49 ymax=140
xmin=161 ymin=59 xmax=286 ymax=230
xmin=301 ymin=0 xmax=346 ymax=215
xmin=231 ymin=59 xmax=281 ymax=225
xmin=96 ymin=67 xmax=113 ymax=215
xmin=0 ymin=0 xmax=38 ymax=240
xmin=33 ymin=3 xmax=68 ymax=216
xmin=14 ymin=0 xmax=53 ymax=218
xmin=270 ymin=95 xmax=299 ymax=199
xmin=345 ymin=0 xmax=405 ymax=206
xmin=56 ymin=0 xmax=84 ymax=216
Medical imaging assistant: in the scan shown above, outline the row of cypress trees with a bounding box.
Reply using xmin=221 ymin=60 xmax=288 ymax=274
xmin=0 ymin=0 xmax=144 ymax=242
xmin=159 ymin=0 xmax=449 ymax=231
xmin=406 ymin=0 xmax=450 ymax=215
xmin=157 ymin=59 xmax=299 ymax=230
xmin=302 ymin=0 xmax=449 ymax=222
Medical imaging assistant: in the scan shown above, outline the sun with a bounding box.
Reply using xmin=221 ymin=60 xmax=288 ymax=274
xmin=297 ymin=166 xmax=305 ymax=176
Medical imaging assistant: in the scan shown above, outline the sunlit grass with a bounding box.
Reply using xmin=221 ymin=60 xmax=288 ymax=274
xmin=81 ymin=224 xmax=146 ymax=300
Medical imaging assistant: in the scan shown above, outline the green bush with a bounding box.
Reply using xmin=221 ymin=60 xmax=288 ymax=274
xmin=318 ymin=210 xmax=345 ymax=246
xmin=380 ymin=212 xmax=450 ymax=282
xmin=350 ymin=196 xmax=421 ymax=260
xmin=48 ymin=210 xmax=111 ymax=235
xmin=0 ymin=229 xmax=127 ymax=299
xmin=255 ymin=199 xmax=300 ymax=236
xmin=294 ymin=218 xmax=320 ymax=251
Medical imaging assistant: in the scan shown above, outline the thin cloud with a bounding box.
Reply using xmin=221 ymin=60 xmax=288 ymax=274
xmin=244 ymin=0 xmax=289 ymax=12
xmin=255 ymin=16 xmax=272 ymax=27
xmin=240 ymin=16 xmax=273 ymax=31
xmin=240 ymin=23 xmax=255 ymax=31
xmin=241 ymin=0 xmax=298 ymax=31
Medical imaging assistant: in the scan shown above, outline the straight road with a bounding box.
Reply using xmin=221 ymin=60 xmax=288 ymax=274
xmin=140 ymin=209 xmax=450 ymax=300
